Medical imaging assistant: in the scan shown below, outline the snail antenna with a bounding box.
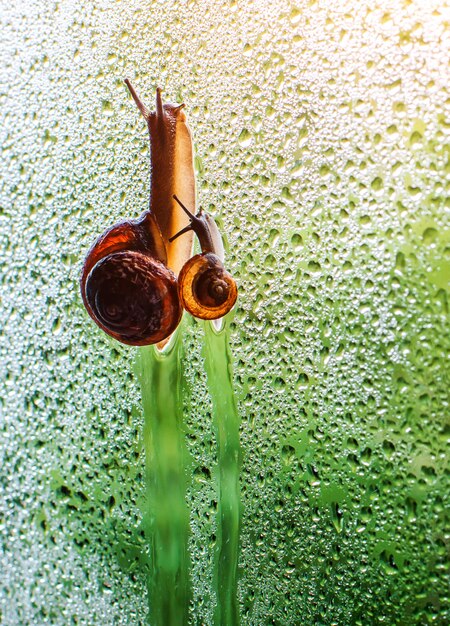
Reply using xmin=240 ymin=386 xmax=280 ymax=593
xmin=124 ymin=78 xmax=150 ymax=120
xmin=173 ymin=194 xmax=195 ymax=220
xmin=169 ymin=224 xmax=193 ymax=242
xmin=171 ymin=195 xmax=203 ymax=241
xmin=155 ymin=87 xmax=164 ymax=120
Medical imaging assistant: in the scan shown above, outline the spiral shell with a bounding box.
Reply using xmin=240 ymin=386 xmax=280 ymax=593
xmin=84 ymin=250 xmax=181 ymax=346
xmin=178 ymin=252 xmax=237 ymax=320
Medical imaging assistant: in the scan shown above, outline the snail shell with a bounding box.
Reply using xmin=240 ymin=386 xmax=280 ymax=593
xmin=178 ymin=252 xmax=238 ymax=320
xmin=85 ymin=251 xmax=181 ymax=346
xmin=80 ymin=212 xmax=182 ymax=346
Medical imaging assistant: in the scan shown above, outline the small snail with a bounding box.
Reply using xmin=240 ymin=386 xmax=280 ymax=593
xmin=170 ymin=195 xmax=238 ymax=320
xmin=80 ymin=79 xmax=237 ymax=346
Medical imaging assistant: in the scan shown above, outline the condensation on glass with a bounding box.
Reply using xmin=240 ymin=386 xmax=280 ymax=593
xmin=0 ymin=1 xmax=449 ymax=624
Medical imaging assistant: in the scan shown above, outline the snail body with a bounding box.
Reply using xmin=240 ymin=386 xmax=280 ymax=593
xmin=124 ymin=80 xmax=195 ymax=276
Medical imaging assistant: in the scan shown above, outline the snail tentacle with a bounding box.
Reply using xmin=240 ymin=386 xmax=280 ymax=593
xmin=124 ymin=78 xmax=150 ymax=120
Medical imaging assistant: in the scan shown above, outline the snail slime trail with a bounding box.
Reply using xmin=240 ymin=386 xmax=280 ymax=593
xmin=203 ymin=320 xmax=241 ymax=626
xmin=136 ymin=333 xmax=192 ymax=625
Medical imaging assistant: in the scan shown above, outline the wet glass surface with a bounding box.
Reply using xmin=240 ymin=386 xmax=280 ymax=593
xmin=1 ymin=1 xmax=449 ymax=623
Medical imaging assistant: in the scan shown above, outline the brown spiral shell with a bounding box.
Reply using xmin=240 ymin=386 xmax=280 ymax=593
xmin=83 ymin=250 xmax=181 ymax=346
xmin=80 ymin=212 xmax=182 ymax=346
xmin=177 ymin=252 xmax=238 ymax=320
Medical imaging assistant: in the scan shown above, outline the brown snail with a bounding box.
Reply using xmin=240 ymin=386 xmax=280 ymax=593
xmin=170 ymin=195 xmax=238 ymax=320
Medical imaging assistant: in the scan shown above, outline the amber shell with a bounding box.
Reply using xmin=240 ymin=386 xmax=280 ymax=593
xmin=178 ymin=252 xmax=237 ymax=320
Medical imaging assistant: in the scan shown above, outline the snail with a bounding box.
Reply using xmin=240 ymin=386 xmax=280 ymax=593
xmin=80 ymin=80 xmax=196 ymax=346
xmin=80 ymin=79 xmax=237 ymax=346
xmin=170 ymin=195 xmax=238 ymax=320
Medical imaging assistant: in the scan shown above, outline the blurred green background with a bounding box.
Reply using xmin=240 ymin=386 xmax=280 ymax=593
xmin=1 ymin=0 xmax=449 ymax=624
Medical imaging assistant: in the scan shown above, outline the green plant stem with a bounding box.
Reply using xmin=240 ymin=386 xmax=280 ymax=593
xmin=203 ymin=321 xmax=241 ymax=626
xmin=138 ymin=331 xmax=191 ymax=626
